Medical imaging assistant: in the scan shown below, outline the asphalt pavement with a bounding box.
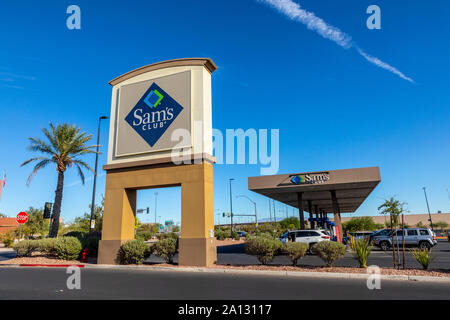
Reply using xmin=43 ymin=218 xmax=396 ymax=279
xmin=0 ymin=267 xmax=449 ymax=300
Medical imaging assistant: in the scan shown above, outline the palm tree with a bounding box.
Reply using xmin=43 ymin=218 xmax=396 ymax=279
xmin=21 ymin=123 xmax=97 ymax=238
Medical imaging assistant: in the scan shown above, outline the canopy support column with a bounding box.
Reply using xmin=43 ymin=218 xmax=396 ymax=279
xmin=330 ymin=190 xmax=343 ymax=242
xmin=297 ymin=192 xmax=306 ymax=230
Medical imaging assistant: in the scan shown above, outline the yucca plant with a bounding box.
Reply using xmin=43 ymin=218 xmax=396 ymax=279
xmin=410 ymin=248 xmax=435 ymax=270
xmin=352 ymin=238 xmax=372 ymax=268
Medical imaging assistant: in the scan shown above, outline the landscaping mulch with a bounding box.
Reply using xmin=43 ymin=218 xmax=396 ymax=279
xmin=141 ymin=262 xmax=450 ymax=277
xmin=0 ymin=252 xmax=82 ymax=266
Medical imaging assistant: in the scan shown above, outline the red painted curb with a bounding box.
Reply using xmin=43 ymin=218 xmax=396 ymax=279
xmin=19 ymin=264 xmax=85 ymax=268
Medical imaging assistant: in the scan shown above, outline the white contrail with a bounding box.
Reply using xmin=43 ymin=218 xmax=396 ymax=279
xmin=357 ymin=48 xmax=414 ymax=83
xmin=260 ymin=0 xmax=353 ymax=48
xmin=259 ymin=0 xmax=414 ymax=83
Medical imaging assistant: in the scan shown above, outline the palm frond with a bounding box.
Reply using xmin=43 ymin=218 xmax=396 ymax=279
xmin=21 ymin=156 xmax=52 ymax=167
xmin=26 ymin=159 xmax=51 ymax=186
xmin=73 ymin=159 xmax=95 ymax=175
xmin=75 ymin=163 xmax=86 ymax=185
xmin=23 ymin=122 xmax=96 ymax=184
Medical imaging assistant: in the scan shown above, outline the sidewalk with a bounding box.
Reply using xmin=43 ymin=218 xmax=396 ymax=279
xmin=0 ymin=248 xmax=16 ymax=261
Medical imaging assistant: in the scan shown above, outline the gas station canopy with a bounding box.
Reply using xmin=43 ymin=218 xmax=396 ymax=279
xmin=248 ymin=167 xmax=381 ymax=214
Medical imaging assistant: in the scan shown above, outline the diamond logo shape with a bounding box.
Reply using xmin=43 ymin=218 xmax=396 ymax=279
xmin=290 ymin=175 xmax=304 ymax=185
xmin=125 ymin=82 xmax=183 ymax=147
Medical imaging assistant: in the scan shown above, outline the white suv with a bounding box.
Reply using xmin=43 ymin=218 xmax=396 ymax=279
xmin=280 ymin=230 xmax=331 ymax=254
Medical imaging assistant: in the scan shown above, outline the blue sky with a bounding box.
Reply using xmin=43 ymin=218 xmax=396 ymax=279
xmin=0 ymin=0 xmax=449 ymax=225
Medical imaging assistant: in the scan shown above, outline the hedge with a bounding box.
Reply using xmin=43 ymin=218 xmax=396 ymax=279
xmin=245 ymin=235 xmax=282 ymax=265
xmin=313 ymin=241 xmax=346 ymax=267
xmin=118 ymin=240 xmax=151 ymax=265
xmin=152 ymin=238 xmax=178 ymax=264
xmin=13 ymin=237 xmax=82 ymax=260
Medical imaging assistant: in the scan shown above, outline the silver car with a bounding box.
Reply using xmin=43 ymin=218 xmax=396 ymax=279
xmin=372 ymin=228 xmax=437 ymax=251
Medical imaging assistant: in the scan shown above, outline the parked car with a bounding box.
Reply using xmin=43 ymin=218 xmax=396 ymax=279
xmin=279 ymin=229 xmax=330 ymax=254
xmin=236 ymin=231 xmax=246 ymax=237
xmin=372 ymin=228 xmax=437 ymax=251
xmin=369 ymin=229 xmax=391 ymax=243
xmin=343 ymin=231 xmax=374 ymax=245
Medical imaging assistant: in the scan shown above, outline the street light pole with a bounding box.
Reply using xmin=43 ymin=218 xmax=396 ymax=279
xmin=236 ymin=195 xmax=258 ymax=227
xmin=423 ymin=187 xmax=434 ymax=232
xmin=229 ymin=178 xmax=234 ymax=234
xmin=89 ymin=115 xmax=108 ymax=233
xmin=154 ymin=192 xmax=158 ymax=226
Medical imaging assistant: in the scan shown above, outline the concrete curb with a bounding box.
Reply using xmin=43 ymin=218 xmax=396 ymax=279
xmin=1 ymin=263 xmax=449 ymax=283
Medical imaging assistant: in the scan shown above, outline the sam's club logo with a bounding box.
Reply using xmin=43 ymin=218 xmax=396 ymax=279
xmin=125 ymin=83 xmax=183 ymax=147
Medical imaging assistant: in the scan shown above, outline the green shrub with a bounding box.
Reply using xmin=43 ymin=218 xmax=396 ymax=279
xmin=279 ymin=217 xmax=300 ymax=231
xmin=63 ymin=231 xmax=86 ymax=242
xmin=1 ymin=231 xmax=15 ymax=248
xmin=314 ymin=241 xmax=346 ymax=267
xmin=157 ymin=232 xmax=179 ymax=241
xmin=153 ymin=238 xmax=178 ymax=264
xmin=231 ymin=231 xmax=240 ymax=241
xmin=136 ymin=231 xmax=152 ymax=242
xmin=351 ymin=238 xmax=372 ymax=268
xmin=215 ymin=229 xmax=228 ymax=240
xmin=13 ymin=240 xmax=38 ymax=257
xmin=82 ymin=235 xmax=100 ymax=256
xmin=55 ymin=237 xmax=82 ymax=260
xmin=283 ymin=242 xmax=308 ymax=266
xmin=3 ymin=239 xmax=13 ymax=248
xmin=245 ymin=235 xmax=282 ymax=265
xmin=411 ymin=249 xmax=435 ymax=270
xmin=38 ymin=238 xmax=59 ymax=255
xmin=118 ymin=240 xmax=151 ymax=265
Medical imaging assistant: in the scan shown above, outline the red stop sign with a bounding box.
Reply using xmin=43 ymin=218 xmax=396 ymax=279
xmin=16 ymin=212 xmax=28 ymax=224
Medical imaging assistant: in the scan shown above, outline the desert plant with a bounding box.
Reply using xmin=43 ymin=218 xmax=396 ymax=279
xmin=13 ymin=240 xmax=38 ymax=257
xmin=245 ymin=235 xmax=282 ymax=265
xmin=351 ymin=238 xmax=372 ymax=268
xmin=157 ymin=232 xmax=179 ymax=241
xmin=55 ymin=236 xmax=82 ymax=260
xmin=0 ymin=230 xmax=15 ymax=248
xmin=410 ymin=248 xmax=435 ymax=270
xmin=38 ymin=238 xmax=59 ymax=255
xmin=215 ymin=229 xmax=228 ymax=240
xmin=63 ymin=230 xmax=87 ymax=241
xmin=152 ymin=238 xmax=178 ymax=264
xmin=118 ymin=240 xmax=151 ymax=265
xmin=314 ymin=241 xmax=346 ymax=267
xmin=283 ymin=242 xmax=308 ymax=266
xmin=135 ymin=231 xmax=152 ymax=242
xmin=82 ymin=234 xmax=101 ymax=256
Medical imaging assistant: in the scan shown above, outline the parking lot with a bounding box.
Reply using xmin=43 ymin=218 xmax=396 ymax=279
xmin=145 ymin=240 xmax=450 ymax=270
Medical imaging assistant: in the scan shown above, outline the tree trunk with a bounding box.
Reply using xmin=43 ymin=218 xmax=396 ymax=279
xmin=50 ymin=171 xmax=64 ymax=238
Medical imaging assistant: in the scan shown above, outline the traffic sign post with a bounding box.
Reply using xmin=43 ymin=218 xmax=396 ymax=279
xmin=16 ymin=212 xmax=28 ymax=240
